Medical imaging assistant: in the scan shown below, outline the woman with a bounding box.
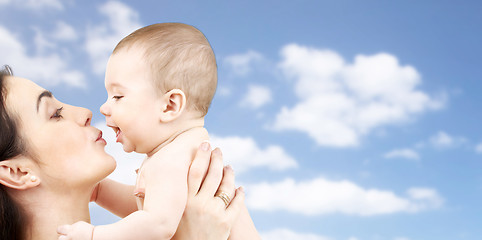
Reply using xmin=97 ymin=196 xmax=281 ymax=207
xmin=0 ymin=66 xmax=256 ymax=240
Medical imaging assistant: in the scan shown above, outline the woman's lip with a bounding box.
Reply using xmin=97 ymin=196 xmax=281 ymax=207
xmin=96 ymin=131 xmax=106 ymax=143
xmin=96 ymin=131 xmax=107 ymax=145
xmin=96 ymin=131 xmax=103 ymax=141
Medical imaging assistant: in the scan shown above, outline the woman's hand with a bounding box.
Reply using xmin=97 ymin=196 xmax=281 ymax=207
xmin=173 ymin=142 xmax=245 ymax=240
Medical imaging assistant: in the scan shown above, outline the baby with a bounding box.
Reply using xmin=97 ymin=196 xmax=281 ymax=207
xmin=58 ymin=23 xmax=232 ymax=239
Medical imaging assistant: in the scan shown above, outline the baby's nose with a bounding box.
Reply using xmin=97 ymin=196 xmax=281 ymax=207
xmin=100 ymin=102 xmax=110 ymax=116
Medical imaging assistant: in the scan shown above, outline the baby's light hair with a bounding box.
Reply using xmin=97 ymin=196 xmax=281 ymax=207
xmin=113 ymin=23 xmax=217 ymax=116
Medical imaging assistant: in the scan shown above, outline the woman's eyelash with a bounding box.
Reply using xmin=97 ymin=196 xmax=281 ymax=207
xmin=51 ymin=107 xmax=63 ymax=119
xmin=113 ymin=96 xmax=124 ymax=100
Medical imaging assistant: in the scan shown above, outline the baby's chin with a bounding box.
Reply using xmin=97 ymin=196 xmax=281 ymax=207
xmin=120 ymin=138 xmax=153 ymax=154
xmin=121 ymin=143 xmax=136 ymax=153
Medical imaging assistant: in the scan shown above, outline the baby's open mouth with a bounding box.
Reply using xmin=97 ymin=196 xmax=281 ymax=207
xmin=114 ymin=127 xmax=122 ymax=143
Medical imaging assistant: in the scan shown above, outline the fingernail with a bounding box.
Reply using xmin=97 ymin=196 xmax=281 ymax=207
xmin=201 ymin=141 xmax=210 ymax=151
xmin=213 ymin=147 xmax=222 ymax=156
xmin=239 ymin=186 xmax=245 ymax=193
xmin=225 ymin=165 xmax=233 ymax=171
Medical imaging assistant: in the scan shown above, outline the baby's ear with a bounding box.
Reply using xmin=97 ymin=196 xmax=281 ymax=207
xmin=159 ymin=89 xmax=186 ymax=122
xmin=0 ymin=157 xmax=40 ymax=190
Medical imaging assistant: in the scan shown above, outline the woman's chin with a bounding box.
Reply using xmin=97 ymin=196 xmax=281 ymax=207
xmin=105 ymin=157 xmax=117 ymax=176
xmin=96 ymin=155 xmax=117 ymax=180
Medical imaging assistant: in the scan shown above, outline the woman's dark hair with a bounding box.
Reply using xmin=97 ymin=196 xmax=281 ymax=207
xmin=0 ymin=65 xmax=26 ymax=240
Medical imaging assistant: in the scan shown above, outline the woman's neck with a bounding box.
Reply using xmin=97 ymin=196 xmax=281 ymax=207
xmin=20 ymin=186 xmax=92 ymax=240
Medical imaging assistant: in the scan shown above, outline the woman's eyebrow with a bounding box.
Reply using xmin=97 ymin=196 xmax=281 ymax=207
xmin=36 ymin=90 xmax=52 ymax=112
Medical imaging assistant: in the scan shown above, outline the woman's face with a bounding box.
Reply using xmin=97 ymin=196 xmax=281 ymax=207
xmin=4 ymin=76 xmax=116 ymax=190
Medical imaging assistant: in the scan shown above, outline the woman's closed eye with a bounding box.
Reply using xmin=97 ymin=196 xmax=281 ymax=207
xmin=113 ymin=96 xmax=124 ymax=101
xmin=51 ymin=107 xmax=63 ymax=120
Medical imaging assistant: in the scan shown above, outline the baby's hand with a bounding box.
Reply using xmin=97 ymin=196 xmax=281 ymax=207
xmin=57 ymin=221 xmax=94 ymax=240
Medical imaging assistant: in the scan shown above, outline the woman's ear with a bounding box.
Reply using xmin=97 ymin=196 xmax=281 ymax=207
xmin=0 ymin=159 xmax=40 ymax=190
xmin=159 ymin=89 xmax=186 ymax=123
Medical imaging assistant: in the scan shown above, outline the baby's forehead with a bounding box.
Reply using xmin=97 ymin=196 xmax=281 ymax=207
xmin=105 ymin=48 xmax=154 ymax=89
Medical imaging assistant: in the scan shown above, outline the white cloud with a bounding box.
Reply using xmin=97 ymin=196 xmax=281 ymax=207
xmin=24 ymin=0 xmax=63 ymax=10
xmin=239 ymin=84 xmax=272 ymax=109
xmin=245 ymin=177 xmax=443 ymax=216
xmin=429 ymin=131 xmax=465 ymax=149
xmin=430 ymin=131 xmax=453 ymax=147
xmin=217 ymin=86 xmax=232 ymax=97
xmin=273 ymin=44 xmax=444 ymax=147
xmin=475 ymin=143 xmax=482 ymax=153
xmin=1 ymin=0 xmax=64 ymax=10
xmin=384 ymin=148 xmax=420 ymax=160
xmin=224 ymin=50 xmax=263 ymax=76
xmin=210 ymin=135 xmax=297 ymax=173
xmin=52 ymin=21 xmax=78 ymax=41
xmin=85 ymin=1 xmax=142 ymax=75
xmin=95 ymin=122 xmax=144 ymax=185
xmin=261 ymin=228 xmax=332 ymax=240
xmin=32 ymin=22 xmax=77 ymax=55
xmin=407 ymin=188 xmax=444 ymax=209
xmin=0 ymin=25 xmax=85 ymax=87
xmin=33 ymin=28 xmax=55 ymax=54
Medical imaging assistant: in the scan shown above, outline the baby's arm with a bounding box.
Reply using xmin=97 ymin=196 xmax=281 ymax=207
xmin=59 ymin=155 xmax=189 ymax=240
xmin=94 ymin=179 xmax=138 ymax=218
xmin=94 ymin=157 xmax=189 ymax=239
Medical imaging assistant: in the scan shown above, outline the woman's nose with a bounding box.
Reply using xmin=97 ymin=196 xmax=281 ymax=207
xmin=82 ymin=108 xmax=93 ymax=126
xmin=63 ymin=104 xmax=92 ymax=126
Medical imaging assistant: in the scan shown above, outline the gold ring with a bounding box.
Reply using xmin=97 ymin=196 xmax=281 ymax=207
xmin=215 ymin=191 xmax=231 ymax=207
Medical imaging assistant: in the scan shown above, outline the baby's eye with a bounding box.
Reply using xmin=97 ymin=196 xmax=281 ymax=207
xmin=113 ymin=96 xmax=124 ymax=100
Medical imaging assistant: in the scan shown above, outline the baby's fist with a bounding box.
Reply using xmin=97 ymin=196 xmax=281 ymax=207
xmin=57 ymin=221 xmax=94 ymax=240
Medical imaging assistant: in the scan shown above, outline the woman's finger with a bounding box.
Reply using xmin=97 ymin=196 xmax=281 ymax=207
xmin=198 ymin=147 xmax=224 ymax=198
xmin=57 ymin=225 xmax=70 ymax=235
xmin=187 ymin=141 xmax=212 ymax=196
xmin=226 ymin=187 xmax=245 ymax=223
xmin=214 ymin=165 xmax=236 ymax=208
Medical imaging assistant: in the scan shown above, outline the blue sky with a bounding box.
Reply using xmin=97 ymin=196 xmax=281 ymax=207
xmin=1 ymin=1 xmax=481 ymax=239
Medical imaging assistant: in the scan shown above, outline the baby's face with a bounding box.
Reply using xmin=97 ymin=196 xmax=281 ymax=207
xmin=100 ymin=49 xmax=164 ymax=154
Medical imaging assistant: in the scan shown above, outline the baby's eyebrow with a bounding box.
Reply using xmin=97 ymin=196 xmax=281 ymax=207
xmin=37 ymin=90 xmax=52 ymax=112
xmin=105 ymin=82 xmax=124 ymax=91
